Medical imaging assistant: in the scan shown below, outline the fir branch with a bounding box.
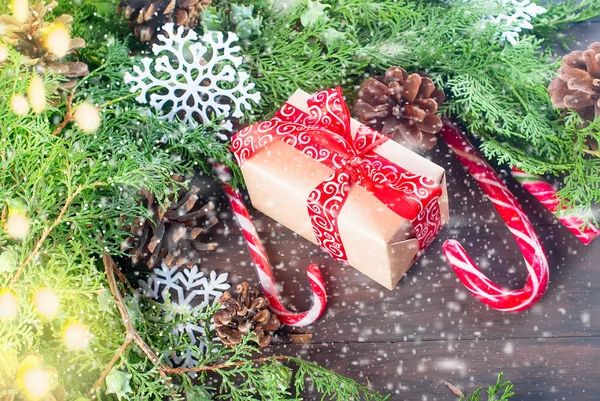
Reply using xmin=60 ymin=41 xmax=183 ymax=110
xmin=452 ymin=372 xmax=515 ymax=401
xmin=533 ymin=0 xmax=600 ymax=43
xmin=99 ymin=254 xmax=390 ymax=400
xmin=291 ymin=357 xmax=390 ymax=401
xmin=10 ymin=183 xmax=86 ymax=285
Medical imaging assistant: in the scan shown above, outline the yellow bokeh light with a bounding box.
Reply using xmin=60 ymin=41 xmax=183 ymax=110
xmin=0 ymin=289 xmax=19 ymax=320
xmin=63 ymin=322 xmax=90 ymax=350
xmin=4 ymin=211 xmax=30 ymax=240
xmin=16 ymin=355 xmax=54 ymax=401
xmin=28 ymin=76 xmax=46 ymax=114
xmin=12 ymin=0 xmax=29 ymax=24
xmin=44 ymin=24 xmax=71 ymax=58
xmin=0 ymin=44 xmax=8 ymax=64
xmin=11 ymin=94 xmax=30 ymax=116
xmin=74 ymin=103 xmax=101 ymax=133
xmin=22 ymin=367 xmax=53 ymax=400
xmin=33 ymin=288 xmax=60 ymax=320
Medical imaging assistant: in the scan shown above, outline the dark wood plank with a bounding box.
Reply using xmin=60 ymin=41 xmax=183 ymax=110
xmin=201 ymin=223 xmax=598 ymax=343
xmin=269 ymin=336 xmax=600 ymax=401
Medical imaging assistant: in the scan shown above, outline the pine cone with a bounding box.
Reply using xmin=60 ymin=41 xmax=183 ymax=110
xmin=354 ymin=66 xmax=445 ymax=151
xmin=0 ymin=1 xmax=88 ymax=89
xmin=214 ymin=282 xmax=282 ymax=348
xmin=122 ymin=177 xmax=218 ymax=269
xmin=549 ymin=42 xmax=600 ymax=122
xmin=118 ymin=0 xmax=213 ymax=42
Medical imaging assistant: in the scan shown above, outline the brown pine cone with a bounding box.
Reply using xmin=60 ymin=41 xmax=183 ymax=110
xmin=0 ymin=1 xmax=88 ymax=88
xmin=548 ymin=42 xmax=600 ymax=122
xmin=214 ymin=282 xmax=282 ymax=348
xmin=121 ymin=177 xmax=218 ymax=269
xmin=118 ymin=0 xmax=213 ymax=42
xmin=354 ymin=66 xmax=445 ymax=151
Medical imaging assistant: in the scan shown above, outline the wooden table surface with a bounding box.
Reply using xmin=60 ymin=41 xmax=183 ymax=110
xmin=199 ymin=21 xmax=600 ymax=401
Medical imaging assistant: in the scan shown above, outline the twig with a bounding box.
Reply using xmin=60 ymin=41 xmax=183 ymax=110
xmin=11 ymin=184 xmax=84 ymax=285
xmin=583 ymin=148 xmax=600 ymax=157
xmin=102 ymin=255 xmax=164 ymax=361
xmin=112 ymin=263 xmax=136 ymax=294
xmin=162 ymin=355 xmax=290 ymax=374
xmin=100 ymin=92 xmax=139 ymax=108
xmin=89 ymin=337 xmax=133 ymax=394
xmin=52 ymin=92 xmax=75 ymax=136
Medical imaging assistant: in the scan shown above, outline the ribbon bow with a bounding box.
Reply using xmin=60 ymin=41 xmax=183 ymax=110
xmin=232 ymin=87 xmax=443 ymax=263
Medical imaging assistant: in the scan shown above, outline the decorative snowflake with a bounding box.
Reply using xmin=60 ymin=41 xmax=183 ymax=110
xmin=124 ymin=23 xmax=261 ymax=137
xmin=137 ymin=262 xmax=230 ymax=375
xmin=488 ymin=0 xmax=546 ymax=45
xmin=440 ymin=0 xmax=545 ymax=45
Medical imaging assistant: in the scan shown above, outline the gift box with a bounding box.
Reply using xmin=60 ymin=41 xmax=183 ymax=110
xmin=231 ymin=88 xmax=449 ymax=290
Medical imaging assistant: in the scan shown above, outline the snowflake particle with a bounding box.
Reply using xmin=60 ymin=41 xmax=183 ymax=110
xmin=124 ymin=23 xmax=261 ymax=137
xmin=137 ymin=262 xmax=230 ymax=375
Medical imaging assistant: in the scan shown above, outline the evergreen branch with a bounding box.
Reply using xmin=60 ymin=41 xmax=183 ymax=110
xmin=10 ymin=183 xmax=87 ymax=285
xmin=100 ymin=254 xmax=388 ymax=400
xmin=445 ymin=373 xmax=515 ymax=400
xmin=90 ymin=337 xmax=133 ymax=394
xmin=533 ymin=0 xmax=600 ymax=42
xmin=166 ymin=355 xmax=290 ymax=374
xmin=456 ymin=373 xmax=515 ymax=401
xmin=95 ymin=255 xmax=166 ymax=386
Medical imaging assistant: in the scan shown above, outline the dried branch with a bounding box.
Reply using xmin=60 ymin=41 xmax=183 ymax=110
xmin=89 ymin=337 xmax=133 ymax=394
xmin=162 ymin=355 xmax=290 ymax=374
xmin=52 ymin=92 xmax=75 ymax=136
xmin=11 ymin=184 xmax=84 ymax=285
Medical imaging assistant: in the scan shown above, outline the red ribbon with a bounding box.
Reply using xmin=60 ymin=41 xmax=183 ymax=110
xmin=231 ymin=87 xmax=443 ymax=262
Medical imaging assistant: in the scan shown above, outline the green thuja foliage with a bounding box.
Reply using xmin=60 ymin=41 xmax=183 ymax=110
xmin=213 ymin=0 xmax=600 ymax=217
xmin=0 ymin=1 xmax=389 ymax=399
xmin=461 ymin=373 xmax=515 ymax=401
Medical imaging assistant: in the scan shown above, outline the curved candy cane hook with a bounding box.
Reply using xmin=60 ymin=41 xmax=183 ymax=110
xmin=440 ymin=122 xmax=549 ymax=312
xmin=220 ymin=180 xmax=327 ymax=326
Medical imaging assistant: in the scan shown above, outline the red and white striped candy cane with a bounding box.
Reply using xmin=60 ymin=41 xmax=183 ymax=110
xmin=511 ymin=169 xmax=600 ymax=245
xmin=220 ymin=180 xmax=327 ymax=327
xmin=440 ymin=122 xmax=549 ymax=312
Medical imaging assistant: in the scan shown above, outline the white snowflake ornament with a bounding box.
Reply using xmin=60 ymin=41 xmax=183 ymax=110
xmin=441 ymin=0 xmax=546 ymax=45
xmin=125 ymin=23 xmax=260 ymax=137
xmin=137 ymin=262 xmax=230 ymax=375
xmin=488 ymin=0 xmax=546 ymax=45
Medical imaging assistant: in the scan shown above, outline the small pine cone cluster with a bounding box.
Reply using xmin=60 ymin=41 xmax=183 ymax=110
xmin=214 ymin=282 xmax=281 ymax=348
xmin=549 ymin=42 xmax=600 ymax=122
xmin=0 ymin=1 xmax=88 ymax=88
xmin=354 ymin=66 xmax=445 ymax=151
xmin=118 ymin=0 xmax=213 ymax=42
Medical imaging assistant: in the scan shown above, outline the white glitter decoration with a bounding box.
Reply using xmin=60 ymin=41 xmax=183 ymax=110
xmin=488 ymin=0 xmax=546 ymax=45
xmin=138 ymin=262 xmax=230 ymax=375
xmin=124 ymin=23 xmax=260 ymax=137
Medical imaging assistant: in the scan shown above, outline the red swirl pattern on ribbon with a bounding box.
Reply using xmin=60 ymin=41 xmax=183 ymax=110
xmin=231 ymin=87 xmax=443 ymax=262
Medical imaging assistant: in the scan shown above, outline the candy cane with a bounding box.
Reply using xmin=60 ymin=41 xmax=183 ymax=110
xmin=216 ymin=168 xmax=327 ymax=327
xmin=511 ymin=169 xmax=600 ymax=245
xmin=440 ymin=122 xmax=549 ymax=312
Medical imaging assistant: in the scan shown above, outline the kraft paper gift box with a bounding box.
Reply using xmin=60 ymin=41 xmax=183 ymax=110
xmin=232 ymin=88 xmax=449 ymax=290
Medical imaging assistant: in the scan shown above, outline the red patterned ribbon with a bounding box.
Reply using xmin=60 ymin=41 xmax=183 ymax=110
xmin=231 ymin=87 xmax=443 ymax=262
